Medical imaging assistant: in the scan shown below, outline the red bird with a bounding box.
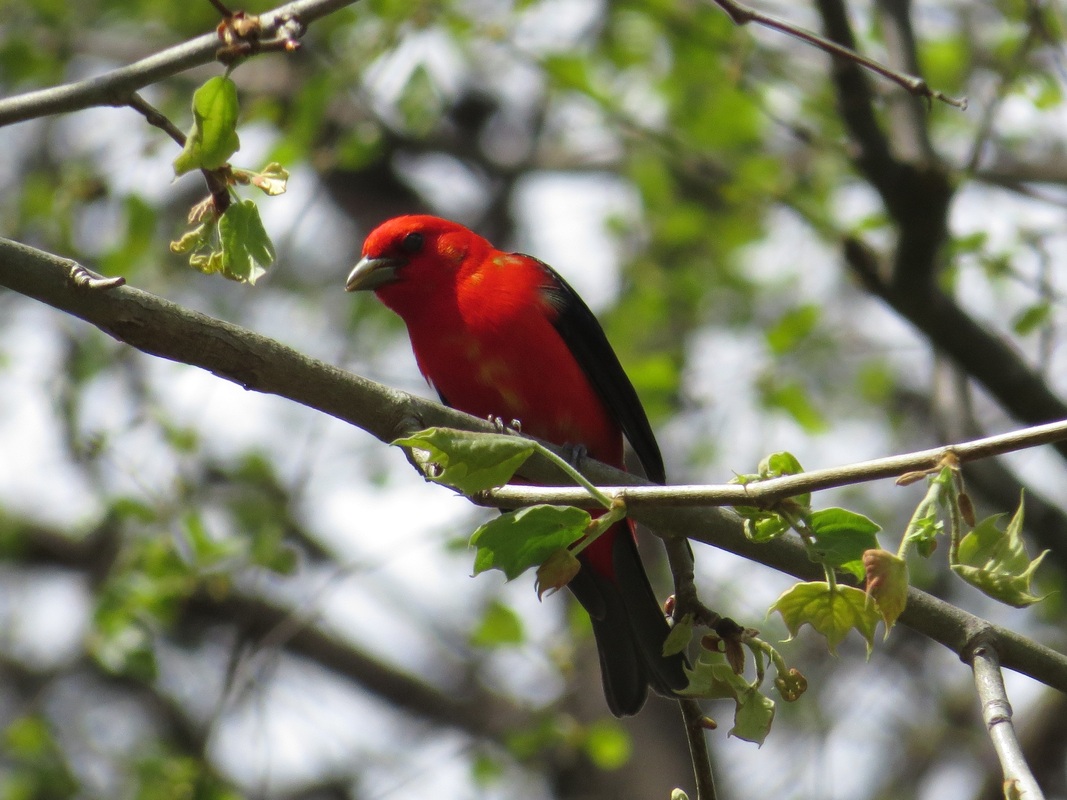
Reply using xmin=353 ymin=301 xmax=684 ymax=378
xmin=346 ymin=215 xmax=687 ymax=716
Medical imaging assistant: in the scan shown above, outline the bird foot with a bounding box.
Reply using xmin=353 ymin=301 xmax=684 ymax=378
xmin=488 ymin=415 xmax=523 ymax=435
xmin=560 ymin=442 xmax=587 ymax=469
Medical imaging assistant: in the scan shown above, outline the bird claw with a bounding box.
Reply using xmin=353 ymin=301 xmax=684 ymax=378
xmin=488 ymin=415 xmax=522 ymax=435
xmin=560 ymin=442 xmax=587 ymax=468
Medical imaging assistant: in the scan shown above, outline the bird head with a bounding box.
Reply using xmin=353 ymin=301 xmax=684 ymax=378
xmin=345 ymin=216 xmax=490 ymax=311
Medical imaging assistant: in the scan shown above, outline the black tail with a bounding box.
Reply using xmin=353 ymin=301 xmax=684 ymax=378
xmin=567 ymin=528 xmax=689 ymax=717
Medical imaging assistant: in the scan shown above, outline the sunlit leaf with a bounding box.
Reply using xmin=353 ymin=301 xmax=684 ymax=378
xmin=808 ymin=508 xmax=882 ymax=580
xmin=770 ymin=582 xmax=880 ymax=655
xmin=951 ymin=495 xmax=1049 ymax=607
xmin=393 ymin=428 xmax=536 ymax=494
xmin=678 ymin=651 xmax=775 ymax=745
xmin=217 ymin=199 xmax=275 ymax=284
xmin=173 ymin=75 xmax=241 ymax=175
xmin=471 ymin=505 xmax=589 ymax=580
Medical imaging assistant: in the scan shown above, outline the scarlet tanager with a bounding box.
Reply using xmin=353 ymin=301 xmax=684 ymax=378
xmin=345 ymin=215 xmax=687 ymax=716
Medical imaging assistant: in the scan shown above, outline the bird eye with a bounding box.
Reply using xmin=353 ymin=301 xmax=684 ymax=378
xmin=400 ymin=232 xmax=424 ymax=253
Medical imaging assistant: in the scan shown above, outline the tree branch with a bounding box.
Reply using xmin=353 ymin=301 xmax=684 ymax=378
xmin=479 ymin=418 xmax=1067 ymax=508
xmin=2 ymin=238 xmax=1066 ymax=700
xmin=966 ymin=638 xmax=1047 ymax=799
xmin=0 ymin=0 xmax=359 ymax=127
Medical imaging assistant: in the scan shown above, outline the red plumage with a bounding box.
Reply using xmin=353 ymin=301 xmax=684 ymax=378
xmin=346 ymin=215 xmax=687 ymax=715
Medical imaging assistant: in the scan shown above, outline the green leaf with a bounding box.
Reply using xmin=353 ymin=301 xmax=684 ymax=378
xmin=470 ymin=505 xmax=589 ymax=580
xmin=470 ymin=750 xmax=505 ymax=787
xmin=5 ymin=716 xmax=52 ymax=758
xmin=1012 ymin=301 xmax=1051 ymax=336
xmin=470 ymin=600 xmax=525 ymax=647
xmin=740 ymin=513 xmax=791 ymax=543
xmin=905 ymin=502 xmax=943 ymax=558
xmin=739 ymin=451 xmax=810 ymax=509
xmin=248 ymin=521 xmax=298 ymax=575
xmin=770 ymin=582 xmax=880 ymax=655
xmin=91 ymin=621 xmax=158 ymax=680
xmin=732 ymin=451 xmax=810 ymax=542
xmin=732 ymin=686 xmax=776 ymax=745
xmin=169 ymin=221 xmax=212 ymax=255
xmin=808 ymin=508 xmax=882 ymax=580
xmin=758 ymin=451 xmax=805 ymax=479
xmin=183 ymin=510 xmax=238 ymax=567
xmin=393 ymin=428 xmax=536 ymax=494
xmin=4 ymin=715 xmax=79 ymax=798
xmin=951 ymin=495 xmax=1049 ymax=607
xmin=397 ymin=64 xmax=441 ymax=135
xmin=241 ymin=162 xmax=290 ymax=196
xmin=759 ymin=378 xmax=828 ymax=433
xmin=662 ymin=613 xmax=694 ymax=656
xmin=173 ymin=75 xmax=241 ymax=175
xmin=133 ymin=748 xmax=243 ymax=800
xmin=765 ymin=304 xmax=819 ymax=355
xmin=678 ymin=651 xmax=775 ymax=745
xmin=582 ymin=720 xmax=632 ymax=770
xmin=678 ymin=652 xmax=752 ymax=701
xmin=505 ymin=716 xmax=566 ymax=760
xmin=217 ymin=199 xmax=275 ymax=284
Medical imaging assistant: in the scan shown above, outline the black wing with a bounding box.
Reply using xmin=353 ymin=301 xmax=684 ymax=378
xmin=533 ymin=257 xmax=666 ymax=485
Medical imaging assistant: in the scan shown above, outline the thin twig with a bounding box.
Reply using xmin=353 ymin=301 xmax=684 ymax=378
xmin=679 ymin=698 xmax=718 ymax=800
xmin=0 ymin=0 xmax=358 ymax=127
xmin=207 ymin=0 xmax=234 ymax=16
xmin=967 ymin=640 xmax=1047 ymax=800
xmin=128 ymin=91 xmax=232 ymax=214
xmin=479 ymin=417 xmax=1067 ymax=509
xmin=962 ymin=19 xmax=1039 ymax=175
xmin=127 ymin=92 xmax=186 ymax=146
xmin=707 ymin=0 xmax=967 ymax=109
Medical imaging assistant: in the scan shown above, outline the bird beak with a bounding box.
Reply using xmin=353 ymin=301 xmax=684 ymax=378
xmin=345 ymin=256 xmax=403 ymax=292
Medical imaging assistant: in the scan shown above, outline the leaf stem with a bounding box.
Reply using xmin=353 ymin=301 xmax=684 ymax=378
xmin=531 ymin=442 xmax=614 ymax=509
xmin=778 ymin=506 xmax=836 ymax=587
xmin=568 ymin=504 xmax=628 ymax=557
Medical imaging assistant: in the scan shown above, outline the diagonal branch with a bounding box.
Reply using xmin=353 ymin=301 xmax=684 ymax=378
xmin=0 ymin=0 xmax=359 ymax=127
xmin=2 ymin=237 xmax=1066 ymax=698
